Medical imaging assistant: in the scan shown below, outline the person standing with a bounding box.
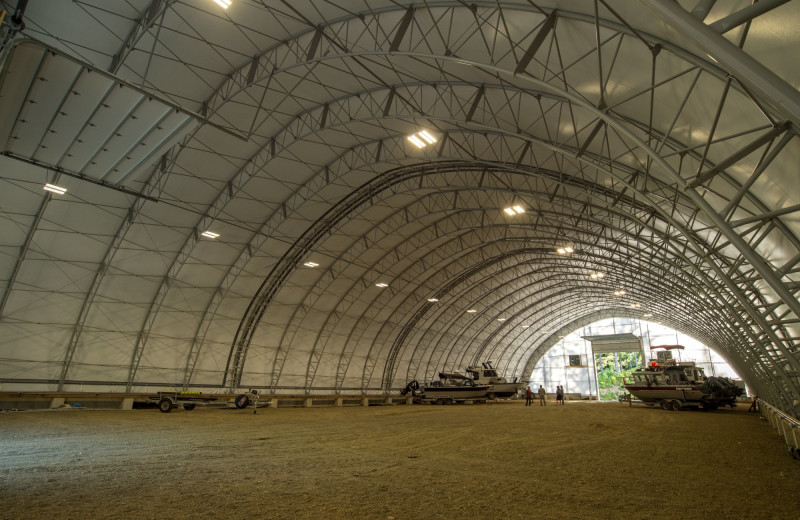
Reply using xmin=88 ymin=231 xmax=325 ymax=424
xmin=525 ymin=385 xmax=533 ymax=406
xmin=556 ymin=385 xmax=564 ymax=405
xmin=538 ymin=384 xmax=546 ymax=406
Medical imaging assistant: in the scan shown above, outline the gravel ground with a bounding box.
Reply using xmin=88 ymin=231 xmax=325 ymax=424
xmin=1 ymin=400 xmax=798 ymax=520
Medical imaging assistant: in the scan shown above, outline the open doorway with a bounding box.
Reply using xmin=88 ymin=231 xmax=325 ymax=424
xmin=594 ymin=351 xmax=641 ymax=401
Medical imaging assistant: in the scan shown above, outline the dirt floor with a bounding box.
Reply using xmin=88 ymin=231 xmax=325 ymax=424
xmin=1 ymin=400 xmax=798 ymax=520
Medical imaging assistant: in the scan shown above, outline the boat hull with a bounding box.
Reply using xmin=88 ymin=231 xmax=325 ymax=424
xmin=623 ymin=385 xmax=705 ymax=403
xmin=419 ymin=385 xmax=489 ymax=401
xmin=486 ymin=382 xmax=525 ymax=398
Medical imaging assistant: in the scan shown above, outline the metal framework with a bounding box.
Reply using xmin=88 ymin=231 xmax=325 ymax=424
xmin=0 ymin=1 xmax=798 ymax=416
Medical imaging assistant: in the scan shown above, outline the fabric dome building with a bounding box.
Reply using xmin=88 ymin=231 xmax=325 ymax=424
xmin=0 ymin=0 xmax=798 ymax=417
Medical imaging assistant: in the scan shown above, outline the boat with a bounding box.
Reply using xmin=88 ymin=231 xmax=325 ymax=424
xmin=622 ymin=345 xmax=743 ymax=410
xmin=465 ymin=361 xmax=526 ymax=399
xmin=401 ymin=372 xmax=489 ymax=404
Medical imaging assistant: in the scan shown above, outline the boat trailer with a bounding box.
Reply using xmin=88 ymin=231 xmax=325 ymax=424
xmin=148 ymin=391 xmax=219 ymax=413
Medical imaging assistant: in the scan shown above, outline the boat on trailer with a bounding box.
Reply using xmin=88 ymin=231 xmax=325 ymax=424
xmin=465 ymin=361 xmax=525 ymax=399
xmin=401 ymin=372 xmax=489 ymax=404
xmin=623 ymin=345 xmax=743 ymax=410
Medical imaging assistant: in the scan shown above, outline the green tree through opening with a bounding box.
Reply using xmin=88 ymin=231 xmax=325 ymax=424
xmin=595 ymin=351 xmax=641 ymax=401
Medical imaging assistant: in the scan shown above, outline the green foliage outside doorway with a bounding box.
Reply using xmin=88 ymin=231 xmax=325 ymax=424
xmin=595 ymin=351 xmax=641 ymax=401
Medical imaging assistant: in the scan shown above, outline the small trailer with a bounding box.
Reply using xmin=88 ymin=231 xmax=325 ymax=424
xmin=148 ymin=391 xmax=219 ymax=413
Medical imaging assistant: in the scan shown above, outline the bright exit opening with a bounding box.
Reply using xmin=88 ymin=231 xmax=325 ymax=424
xmin=594 ymin=351 xmax=642 ymax=401
xmin=528 ymin=317 xmax=742 ymax=400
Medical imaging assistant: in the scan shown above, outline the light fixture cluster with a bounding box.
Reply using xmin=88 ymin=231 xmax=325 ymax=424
xmin=304 ymin=261 xmax=319 ymax=268
xmin=466 ymin=309 xmax=477 ymax=313
xmin=427 ymin=298 xmax=439 ymax=302
xmin=590 ymin=272 xmax=605 ymax=279
xmin=213 ymin=0 xmax=232 ymax=9
xmin=556 ymin=246 xmax=574 ymax=254
xmin=497 ymin=318 xmax=505 ymax=322
xmin=643 ymin=313 xmax=653 ymax=317
xmin=201 ymin=230 xmax=220 ymax=239
xmin=503 ymin=205 xmax=525 ymax=216
xmin=407 ymin=130 xmax=437 ymax=148
xmin=629 ymin=303 xmax=641 ymax=309
xmin=613 ymin=289 xmax=626 ymax=296
xmin=375 ymin=282 xmax=388 ymax=288
xmin=43 ymin=183 xmax=67 ymax=195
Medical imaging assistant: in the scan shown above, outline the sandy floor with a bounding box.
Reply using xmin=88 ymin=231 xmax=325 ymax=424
xmin=1 ymin=400 xmax=798 ymax=520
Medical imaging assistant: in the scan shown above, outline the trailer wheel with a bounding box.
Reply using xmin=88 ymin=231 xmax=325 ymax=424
xmin=183 ymin=403 xmax=196 ymax=411
xmin=670 ymin=400 xmax=682 ymax=411
xmin=659 ymin=400 xmax=669 ymax=410
xmin=235 ymin=394 xmax=250 ymax=409
xmin=158 ymin=397 xmax=174 ymax=413
xmin=435 ymin=398 xmax=445 ymax=405
xmin=487 ymin=392 xmax=496 ymax=400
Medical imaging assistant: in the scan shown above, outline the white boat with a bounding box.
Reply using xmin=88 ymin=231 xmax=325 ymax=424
xmin=401 ymin=372 xmax=489 ymax=404
xmin=465 ymin=362 xmax=525 ymax=399
xmin=623 ymin=346 xmax=742 ymax=410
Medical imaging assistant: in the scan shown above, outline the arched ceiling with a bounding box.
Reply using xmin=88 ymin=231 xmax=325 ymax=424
xmin=0 ymin=0 xmax=798 ymax=415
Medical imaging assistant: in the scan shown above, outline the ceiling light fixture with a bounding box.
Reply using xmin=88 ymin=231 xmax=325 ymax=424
xmin=408 ymin=135 xmax=425 ymax=148
xmin=613 ymin=289 xmax=626 ymax=296
xmin=497 ymin=318 xmax=505 ymax=322
xmin=375 ymin=283 xmax=388 ymax=288
xmin=43 ymin=183 xmax=67 ymax=195
xmin=556 ymin=246 xmax=574 ymax=254
xmin=418 ymin=130 xmax=436 ymax=144
xmin=590 ymin=272 xmax=605 ymax=279
xmin=408 ymin=130 xmax=437 ymax=148
xmin=303 ymin=261 xmax=319 ymax=268
xmin=643 ymin=313 xmax=653 ymax=317
xmin=201 ymin=231 xmax=220 ymax=239
xmin=504 ymin=205 xmax=525 ymax=216
xmin=522 ymin=325 xmax=529 ymax=329
xmin=466 ymin=309 xmax=477 ymax=313
xmin=213 ymin=0 xmax=232 ymax=9
xmin=427 ymin=298 xmax=439 ymax=302
xmin=629 ymin=303 xmax=641 ymax=308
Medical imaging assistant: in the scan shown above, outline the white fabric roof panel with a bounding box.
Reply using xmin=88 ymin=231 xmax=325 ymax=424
xmin=0 ymin=0 xmax=798 ymax=415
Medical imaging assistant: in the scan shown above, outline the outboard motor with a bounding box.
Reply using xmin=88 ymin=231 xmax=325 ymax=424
xmin=401 ymin=380 xmax=420 ymax=396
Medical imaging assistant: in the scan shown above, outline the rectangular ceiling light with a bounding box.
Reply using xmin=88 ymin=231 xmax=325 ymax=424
xmin=407 ymin=135 xmax=425 ymax=148
xmin=375 ymin=282 xmax=388 ymax=288
xmin=427 ymin=298 xmax=439 ymax=302
xmin=418 ymin=130 xmax=437 ymax=144
xmin=512 ymin=205 xmax=524 ymax=214
xmin=213 ymin=0 xmax=232 ymax=8
xmin=408 ymin=130 xmax=437 ymax=148
xmin=201 ymin=230 xmax=220 ymax=239
xmin=43 ymin=183 xmax=67 ymax=195
xmin=504 ymin=207 xmax=516 ymax=216
xmin=303 ymin=261 xmax=319 ymax=268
